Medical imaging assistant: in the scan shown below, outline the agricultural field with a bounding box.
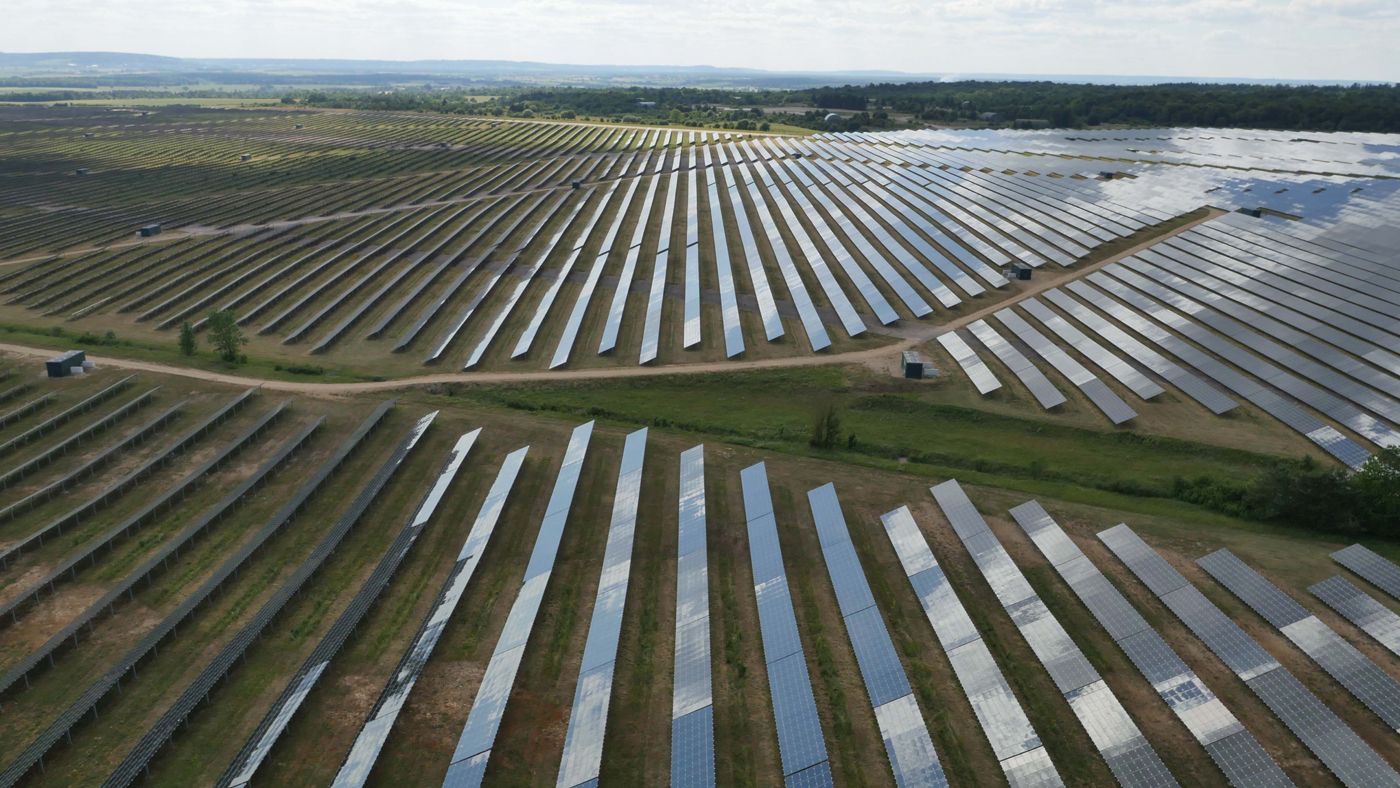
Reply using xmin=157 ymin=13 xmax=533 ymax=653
xmin=0 ymin=102 xmax=1398 ymax=788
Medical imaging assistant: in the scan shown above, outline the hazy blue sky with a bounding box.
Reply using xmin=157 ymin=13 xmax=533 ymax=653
xmin=6 ymin=0 xmax=1398 ymax=81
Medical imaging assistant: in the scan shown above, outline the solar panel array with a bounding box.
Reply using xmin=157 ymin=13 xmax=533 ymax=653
xmin=444 ymin=420 xmax=595 ymax=788
xmin=904 ymin=189 xmax=1400 ymax=442
xmin=556 ymin=428 xmax=648 ymax=788
xmin=1099 ymin=524 xmax=1400 ymax=787
xmin=671 ymin=446 xmax=716 ymax=788
xmin=103 ymin=403 xmax=425 ymax=788
xmin=0 ymin=382 xmax=158 ymax=493
xmin=878 ymin=506 xmax=1062 ymax=786
xmin=333 ymin=444 xmax=530 ymax=787
xmin=992 ymin=308 xmax=1138 ymax=424
xmin=0 ymin=374 xmax=134 ymax=458
xmin=1008 ymin=501 xmax=1291 ymax=787
xmin=929 ymin=480 xmax=1177 ymax=787
xmin=1196 ymin=548 xmax=1400 ymax=732
xmin=966 ymin=319 xmax=1067 ymax=409
xmin=740 ymin=462 xmax=833 ymax=787
xmin=0 ymin=400 xmax=290 ymax=624
xmin=1333 ymin=544 xmax=1400 ymax=601
xmin=11 ymin=113 xmax=1400 ymax=385
xmin=806 ymin=485 xmax=947 ymax=787
xmin=220 ymin=417 xmax=471 ymax=788
xmin=936 ymin=332 xmax=1002 ymax=394
xmin=0 ymin=417 xmax=320 ymax=703
xmin=1310 ymin=576 xmax=1400 ymax=659
xmin=0 ymin=386 xmax=256 ymax=568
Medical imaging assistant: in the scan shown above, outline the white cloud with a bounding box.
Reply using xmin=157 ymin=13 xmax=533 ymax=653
xmin=2 ymin=0 xmax=1396 ymax=81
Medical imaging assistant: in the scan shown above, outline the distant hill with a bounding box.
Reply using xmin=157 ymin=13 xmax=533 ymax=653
xmin=0 ymin=51 xmax=1377 ymax=90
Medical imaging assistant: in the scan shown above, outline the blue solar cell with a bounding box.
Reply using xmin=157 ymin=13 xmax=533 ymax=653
xmin=746 ymin=513 xmax=785 ymax=585
xmin=675 ymin=549 xmax=710 ymax=627
xmin=756 ymin=577 xmax=805 ymax=664
xmin=844 ymin=606 xmax=912 ymax=707
xmin=1202 ymin=730 xmax=1294 ymax=788
xmin=784 ymin=758 xmax=835 ymax=788
xmin=769 ymin=652 xmax=829 ymax=776
xmin=1334 ymin=544 xmax=1400 ymax=601
xmin=442 ymin=751 xmax=490 ymax=788
xmin=821 ymin=540 xmax=877 ymax=617
xmin=671 ymin=705 xmax=716 ymax=788
xmin=740 ymin=462 xmax=775 ymax=519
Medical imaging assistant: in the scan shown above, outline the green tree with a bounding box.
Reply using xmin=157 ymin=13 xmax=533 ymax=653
xmin=205 ymin=309 xmax=247 ymax=363
xmin=1245 ymin=456 xmax=1358 ymax=532
xmin=809 ymin=402 xmax=842 ymax=450
xmin=178 ymin=321 xmax=197 ymax=356
xmin=1354 ymin=447 xmax=1400 ymax=536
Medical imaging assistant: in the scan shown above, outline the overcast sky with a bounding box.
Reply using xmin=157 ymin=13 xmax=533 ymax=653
xmin=6 ymin=0 xmax=1398 ymax=82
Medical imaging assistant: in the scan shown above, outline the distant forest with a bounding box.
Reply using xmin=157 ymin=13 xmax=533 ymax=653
xmin=296 ymin=81 xmax=1400 ymax=133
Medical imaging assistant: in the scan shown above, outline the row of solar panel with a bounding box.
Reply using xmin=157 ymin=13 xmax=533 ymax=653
xmin=334 ymin=445 xmax=529 ymax=787
xmin=928 ymin=480 xmax=1178 ymax=787
xmin=0 ymin=399 xmax=288 ymax=627
xmin=672 ymin=446 xmax=716 ymax=788
xmin=221 ymin=422 xmax=477 ymax=787
xmin=806 ymin=483 xmax=949 ymax=787
xmin=413 ymin=126 xmax=1179 ymax=369
xmin=555 ymin=428 xmax=649 ymax=788
xmin=739 ymin=463 xmax=834 ymax=786
xmin=1099 ymin=525 xmax=1400 ymax=786
xmin=1008 ymin=501 xmax=1291 ymax=787
xmin=880 ymin=505 xmax=1062 ymax=786
xmin=99 ymin=403 xmax=417 ymax=788
xmin=444 ymin=420 xmax=595 ymax=787
xmin=0 ymin=385 xmax=256 ymax=568
xmin=937 ymin=214 xmax=1395 ymax=462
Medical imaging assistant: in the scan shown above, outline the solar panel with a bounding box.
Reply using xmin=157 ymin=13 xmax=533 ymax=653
xmin=937 ymin=332 xmax=1003 ymax=395
xmin=1310 ymin=576 xmax=1400 ymax=657
xmin=221 ymin=416 xmax=467 ymax=788
xmin=804 ymin=484 xmax=946 ymax=787
xmin=796 ymin=172 xmax=931 ymax=317
xmin=993 ymin=308 xmax=1138 ymax=424
xmin=683 ymin=167 xmax=702 ymax=348
xmin=557 ymin=428 xmax=648 ymax=788
xmin=444 ymin=421 xmax=595 ymax=788
xmin=887 ymin=531 xmax=1041 ymax=776
xmin=671 ymin=705 xmax=716 ymax=788
xmin=966 ymin=319 xmax=1067 ymax=410
xmin=551 ymin=177 xmax=642 ymax=368
xmin=1099 ymin=524 xmax=1399 ymax=787
xmin=802 ymin=162 xmax=961 ymax=309
xmin=598 ymin=174 xmax=663 ymax=355
xmin=463 ymin=194 xmax=593 ymax=368
xmin=333 ymin=445 xmax=529 ymax=788
xmin=874 ymin=693 xmax=949 ymax=788
xmin=640 ymin=171 xmax=682 ymax=364
xmin=768 ymin=161 xmax=898 ymax=326
xmin=1008 ymin=501 xmax=1290 ymax=787
xmin=718 ymin=161 xmax=784 ymax=341
xmin=1039 ymin=287 xmax=1237 ymax=415
xmin=1019 ymin=297 xmax=1165 ymax=400
xmin=1065 ymin=279 xmax=1371 ymax=469
xmin=736 ymin=162 xmax=832 ymax=352
xmin=740 ymin=463 xmax=831 ymax=783
xmin=1333 ymin=544 xmax=1400 ymax=601
xmin=930 ymin=481 xmax=1175 ymax=787
xmin=705 ymin=168 xmax=744 ymax=358
xmin=1198 ymin=549 xmax=1400 ymax=732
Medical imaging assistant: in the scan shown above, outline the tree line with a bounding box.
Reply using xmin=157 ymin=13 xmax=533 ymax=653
xmin=290 ymin=80 xmax=1400 ymax=133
